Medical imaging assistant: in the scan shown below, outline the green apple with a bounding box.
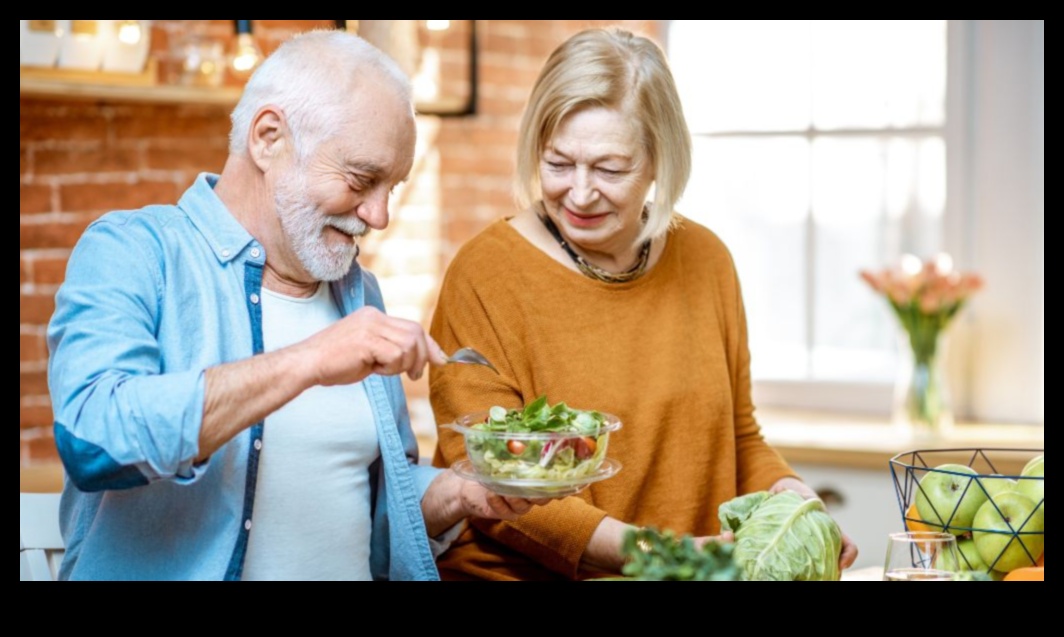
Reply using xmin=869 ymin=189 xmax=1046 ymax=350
xmin=973 ymin=492 xmax=1045 ymax=573
xmin=916 ymin=464 xmax=988 ymax=535
xmin=1017 ymin=456 xmax=1044 ymax=514
xmin=978 ymin=474 xmax=1018 ymax=500
xmin=937 ymin=539 xmax=1005 ymax=580
xmin=1023 ymin=455 xmax=1044 ymax=476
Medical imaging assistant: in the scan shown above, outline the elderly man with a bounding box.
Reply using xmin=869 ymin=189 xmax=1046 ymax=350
xmin=47 ymin=30 xmax=529 ymax=581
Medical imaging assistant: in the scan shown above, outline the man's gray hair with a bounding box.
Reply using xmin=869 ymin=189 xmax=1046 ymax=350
xmin=228 ymin=30 xmax=412 ymax=158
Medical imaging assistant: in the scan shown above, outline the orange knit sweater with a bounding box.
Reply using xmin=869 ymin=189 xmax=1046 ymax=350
xmin=429 ymin=217 xmax=797 ymax=581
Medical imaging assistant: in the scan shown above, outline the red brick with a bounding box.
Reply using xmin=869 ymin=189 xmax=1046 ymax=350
xmin=26 ymin=436 xmax=60 ymax=464
xmin=20 ymin=112 xmax=108 ymax=143
xmin=20 ymin=148 xmax=29 ymax=176
xmin=113 ymin=112 xmax=231 ymax=141
xmin=20 ymin=405 xmax=54 ymax=430
xmin=20 ymin=100 xmax=110 ymax=119
xmin=35 ymin=147 xmax=142 ymax=176
xmin=477 ymin=95 xmax=530 ymax=117
xmin=445 ymin=218 xmax=496 ymax=245
xmin=20 ymin=218 xmax=93 ymax=251
xmin=20 ymin=334 xmax=45 ymax=363
xmin=20 ymin=259 xmax=30 ymax=286
xmin=32 ymin=258 xmax=69 ymax=287
xmin=145 ymin=145 xmax=229 ymax=172
xmin=20 ymin=293 xmax=56 ymax=325
xmin=258 ymin=36 xmax=291 ymax=59
xmin=480 ymin=62 xmax=543 ymax=90
xmin=59 ymin=181 xmax=178 ymax=213
xmin=440 ymin=154 xmax=514 ymax=177
xmin=20 ymin=184 xmax=53 ymax=215
xmin=484 ymin=32 xmax=533 ymax=57
xmin=20 ymin=371 xmax=50 ymax=399
xmin=441 ymin=187 xmax=516 ymax=212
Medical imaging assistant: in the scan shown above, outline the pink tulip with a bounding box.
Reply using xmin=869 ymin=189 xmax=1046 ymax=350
xmin=860 ymin=271 xmax=885 ymax=294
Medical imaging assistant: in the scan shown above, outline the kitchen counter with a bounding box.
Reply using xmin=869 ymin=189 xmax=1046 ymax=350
xmin=759 ymin=409 xmax=1044 ymax=476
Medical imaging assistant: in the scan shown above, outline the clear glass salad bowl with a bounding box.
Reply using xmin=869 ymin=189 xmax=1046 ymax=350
xmin=444 ymin=404 xmax=623 ymax=499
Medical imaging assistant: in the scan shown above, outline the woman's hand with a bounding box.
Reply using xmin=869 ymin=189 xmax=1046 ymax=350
xmin=770 ymin=477 xmax=860 ymax=571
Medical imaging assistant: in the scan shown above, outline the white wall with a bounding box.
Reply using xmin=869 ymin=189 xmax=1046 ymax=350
xmin=950 ymin=21 xmax=1044 ymax=423
xmin=1034 ymin=21 xmax=1044 ymax=422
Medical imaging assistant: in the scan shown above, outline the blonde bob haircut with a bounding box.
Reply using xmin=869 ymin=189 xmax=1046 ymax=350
xmin=515 ymin=28 xmax=692 ymax=244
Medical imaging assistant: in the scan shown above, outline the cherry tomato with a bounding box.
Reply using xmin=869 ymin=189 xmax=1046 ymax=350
xmin=574 ymin=437 xmax=598 ymax=460
xmin=507 ymin=440 xmax=527 ymax=456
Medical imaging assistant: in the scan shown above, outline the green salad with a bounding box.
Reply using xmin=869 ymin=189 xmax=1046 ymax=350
xmin=467 ymin=396 xmax=611 ymax=482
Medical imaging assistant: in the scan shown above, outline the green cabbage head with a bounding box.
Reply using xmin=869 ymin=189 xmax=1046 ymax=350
xmin=719 ymin=491 xmax=843 ymax=581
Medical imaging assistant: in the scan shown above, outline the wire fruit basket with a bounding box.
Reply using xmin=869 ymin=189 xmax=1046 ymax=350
xmin=890 ymin=449 xmax=1044 ymax=578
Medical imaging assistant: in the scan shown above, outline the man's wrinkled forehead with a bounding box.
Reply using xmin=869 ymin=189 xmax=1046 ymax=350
xmin=328 ymin=86 xmax=416 ymax=180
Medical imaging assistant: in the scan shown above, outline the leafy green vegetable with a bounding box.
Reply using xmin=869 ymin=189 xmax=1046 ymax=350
xmin=473 ymin=396 xmax=607 ymax=435
xmin=619 ymin=528 xmax=742 ymax=582
xmin=466 ymin=396 xmax=611 ymax=483
xmin=719 ymin=491 xmax=843 ymax=582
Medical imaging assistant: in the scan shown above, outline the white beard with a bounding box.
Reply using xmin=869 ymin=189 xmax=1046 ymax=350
xmin=274 ymin=169 xmax=368 ymax=282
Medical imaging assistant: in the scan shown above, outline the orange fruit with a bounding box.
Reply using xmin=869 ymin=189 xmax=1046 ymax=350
xmin=1004 ymin=567 xmax=1043 ymax=582
xmin=905 ymin=503 xmax=934 ymax=533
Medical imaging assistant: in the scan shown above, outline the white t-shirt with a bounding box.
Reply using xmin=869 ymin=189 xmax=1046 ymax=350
xmin=242 ymin=283 xmax=380 ymax=582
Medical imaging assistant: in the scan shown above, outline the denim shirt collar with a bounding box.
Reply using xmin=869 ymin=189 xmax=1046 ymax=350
xmin=179 ymin=173 xmax=258 ymax=266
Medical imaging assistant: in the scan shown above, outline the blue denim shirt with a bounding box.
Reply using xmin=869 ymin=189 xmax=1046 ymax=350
xmin=47 ymin=174 xmax=442 ymax=581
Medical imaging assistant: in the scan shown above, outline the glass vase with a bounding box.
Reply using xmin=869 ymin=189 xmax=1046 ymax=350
xmin=893 ymin=329 xmax=954 ymax=439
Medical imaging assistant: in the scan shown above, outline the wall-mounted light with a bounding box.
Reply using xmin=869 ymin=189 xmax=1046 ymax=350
xmin=116 ymin=20 xmax=143 ymax=45
xmin=230 ymin=20 xmax=263 ymax=78
xmin=426 ymin=20 xmax=451 ymax=31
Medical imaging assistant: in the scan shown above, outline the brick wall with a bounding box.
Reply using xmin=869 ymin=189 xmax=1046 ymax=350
xmin=20 ymin=19 xmax=660 ymax=467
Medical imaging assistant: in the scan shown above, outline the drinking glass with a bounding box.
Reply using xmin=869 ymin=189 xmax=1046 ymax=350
xmin=883 ymin=532 xmax=961 ymax=581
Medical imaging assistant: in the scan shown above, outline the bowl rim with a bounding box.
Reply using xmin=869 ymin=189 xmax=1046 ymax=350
xmin=451 ymin=457 xmax=623 ymax=489
xmin=444 ymin=410 xmax=622 ymax=441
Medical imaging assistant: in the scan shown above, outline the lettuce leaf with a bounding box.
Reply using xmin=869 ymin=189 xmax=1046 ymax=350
xmin=719 ymin=491 xmax=843 ymax=582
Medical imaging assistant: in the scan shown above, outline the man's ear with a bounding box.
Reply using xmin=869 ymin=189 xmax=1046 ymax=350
xmin=247 ymin=105 xmax=289 ymax=173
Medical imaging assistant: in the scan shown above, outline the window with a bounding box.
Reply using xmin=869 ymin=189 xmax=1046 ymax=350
xmin=670 ymin=20 xmax=949 ymax=412
xmin=669 ymin=21 xmax=1044 ymax=423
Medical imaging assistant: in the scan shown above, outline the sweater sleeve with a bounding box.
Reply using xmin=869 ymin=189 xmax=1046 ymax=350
xmin=729 ymin=270 xmax=801 ymax=495
xmin=429 ymin=244 xmax=609 ymax=579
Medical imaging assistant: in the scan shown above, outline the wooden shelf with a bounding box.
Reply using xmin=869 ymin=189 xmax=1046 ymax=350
xmin=20 ymin=64 xmax=243 ymax=107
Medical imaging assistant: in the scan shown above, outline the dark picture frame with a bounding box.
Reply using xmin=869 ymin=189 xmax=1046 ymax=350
xmin=342 ymin=20 xmax=477 ymax=117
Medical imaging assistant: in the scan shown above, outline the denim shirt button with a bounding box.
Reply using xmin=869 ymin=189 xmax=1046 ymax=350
xmin=250 ymin=248 xmax=262 ymax=259
xmin=254 ymin=439 xmax=263 ymax=451
xmin=221 ymin=249 xmax=231 ymax=258
xmin=250 ymin=294 xmax=260 ymax=305
xmin=244 ymin=520 xmax=252 ymax=532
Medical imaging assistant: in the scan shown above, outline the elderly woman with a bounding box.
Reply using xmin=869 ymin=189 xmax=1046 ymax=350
xmin=429 ymin=28 xmax=858 ymax=581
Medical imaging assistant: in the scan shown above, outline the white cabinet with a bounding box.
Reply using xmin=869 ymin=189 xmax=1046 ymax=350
xmin=791 ymin=463 xmax=905 ymax=571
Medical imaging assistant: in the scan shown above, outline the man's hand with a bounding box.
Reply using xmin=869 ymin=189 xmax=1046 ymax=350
xmin=422 ymin=470 xmax=546 ymax=538
xmin=298 ymin=307 xmax=447 ymax=386
xmin=770 ymin=477 xmax=860 ymax=571
xmin=200 ymin=307 xmax=446 ymax=462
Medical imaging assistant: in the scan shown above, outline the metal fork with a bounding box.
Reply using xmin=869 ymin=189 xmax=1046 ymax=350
xmin=446 ymin=347 xmax=500 ymax=375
